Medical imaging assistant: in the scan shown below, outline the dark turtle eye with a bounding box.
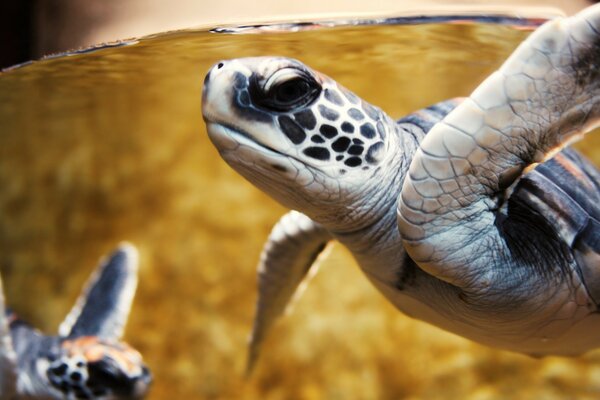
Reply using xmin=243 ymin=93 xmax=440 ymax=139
xmin=251 ymin=68 xmax=321 ymax=112
xmin=272 ymin=78 xmax=312 ymax=106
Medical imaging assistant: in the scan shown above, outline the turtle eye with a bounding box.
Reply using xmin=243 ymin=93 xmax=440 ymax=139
xmin=272 ymin=78 xmax=312 ymax=106
xmin=252 ymin=68 xmax=321 ymax=112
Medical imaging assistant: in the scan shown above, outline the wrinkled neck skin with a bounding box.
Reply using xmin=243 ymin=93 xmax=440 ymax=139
xmin=322 ymin=119 xmax=414 ymax=282
xmin=284 ymin=114 xmax=421 ymax=282
xmin=304 ymin=120 xmax=469 ymax=338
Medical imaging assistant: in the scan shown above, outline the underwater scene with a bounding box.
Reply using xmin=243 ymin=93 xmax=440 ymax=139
xmin=1 ymin=13 xmax=600 ymax=400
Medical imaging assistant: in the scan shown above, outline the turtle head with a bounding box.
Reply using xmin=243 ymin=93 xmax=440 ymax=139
xmin=202 ymin=57 xmax=402 ymax=230
xmin=42 ymin=336 xmax=151 ymax=399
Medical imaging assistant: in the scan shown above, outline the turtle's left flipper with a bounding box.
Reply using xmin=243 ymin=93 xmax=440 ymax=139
xmin=398 ymin=5 xmax=600 ymax=288
xmin=247 ymin=211 xmax=331 ymax=374
xmin=0 ymin=274 xmax=17 ymax=398
xmin=58 ymin=243 xmax=139 ymax=340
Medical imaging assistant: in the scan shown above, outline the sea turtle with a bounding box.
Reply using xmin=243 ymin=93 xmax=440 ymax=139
xmin=201 ymin=4 xmax=600 ymax=370
xmin=0 ymin=243 xmax=152 ymax=399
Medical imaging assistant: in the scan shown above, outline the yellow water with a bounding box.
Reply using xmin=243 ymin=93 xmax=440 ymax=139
xmin=1 ymin=18 xmax=600 ymax=400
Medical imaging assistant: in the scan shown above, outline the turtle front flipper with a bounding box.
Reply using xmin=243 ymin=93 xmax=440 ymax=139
xmin=0 ymin=275 xmax=17 ymax=398
xmin=248 ymin=211 xmax=331 ymax=374
xmin=58 ymin=243 xmax=139 ymax=340
xmin=398 ymin=5 xmax=600 ymax=289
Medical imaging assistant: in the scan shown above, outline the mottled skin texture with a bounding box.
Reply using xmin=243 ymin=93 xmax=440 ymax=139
xmin=397 ymin=5 xmax=600 ymax=349
xmin=0 ymin=245 xmax=152 ymax=400
xmin=202 ymin=4 xmax=600 ymax=368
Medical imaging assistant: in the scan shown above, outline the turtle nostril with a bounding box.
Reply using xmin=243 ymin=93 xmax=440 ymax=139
xmin=204 ymin=62 xmax=225 ymax=86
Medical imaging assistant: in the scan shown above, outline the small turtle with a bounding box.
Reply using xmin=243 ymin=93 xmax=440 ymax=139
xmin=202 ymin=5 xmax=600 ymax=370
xmin=0 ymin=243 xmax=152 ymax=399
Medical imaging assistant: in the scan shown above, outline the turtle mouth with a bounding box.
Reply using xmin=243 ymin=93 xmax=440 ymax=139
xmin=207 ymin=120 xmax=281 ymax=155
xmin=205 ymin=120 xmax=306 ymax=169
xmin=204 ymin=117 xmax=345 ymax=180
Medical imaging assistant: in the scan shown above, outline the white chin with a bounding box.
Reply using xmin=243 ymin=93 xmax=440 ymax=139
xmin=206 ymin=123 xmax=240 ymax=151
xmin=206 ymin=122 xmax=291 ymax=169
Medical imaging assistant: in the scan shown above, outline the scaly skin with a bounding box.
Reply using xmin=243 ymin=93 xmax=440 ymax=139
xmin=202 ymin=4 xmax=600 ymax=364
xmin=398 ymin=6 xmax=600 ymax=288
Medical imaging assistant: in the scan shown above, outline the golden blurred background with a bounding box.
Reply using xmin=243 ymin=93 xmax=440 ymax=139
xmin=1 ymin=1 xmax=600 ymax=400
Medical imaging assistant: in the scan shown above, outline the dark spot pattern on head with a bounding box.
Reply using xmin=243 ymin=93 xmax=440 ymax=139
xmin=51 ymin=363 xmax=68 ymax=376
xmin=360 ymin=123 xmax=376 ymax=139
xmin=332 ymin=137 xmax=351 ymax=152
xmin=311 ymin=135 xmax=325 ymax=143
xmin=366 ymin=142 xmax=385 ymax=164
xmin=341 ymin=122 xmax=355 ymax=133
xmin=348 ymin=145 xmax=364 ymax=155
xmin=376 ymin=121 xmax=386 ymax=140
xmin=318 ymin=104 xmax=340 ymax=121
xmin=71 ymin=372 xmax=83 ymax=382
xmin=256 ymin=80 xmax=389 ymax=172
xmin=294 ymin=109 xmax=317 ymax=130
xmin=324 ymin=88 xmax=344 ymax=106
xmin=303 ymin=147 xmax=331 ymax=161
xmin=278 ymin=115 xmax=306 ymax=144
xmin=47 ymin=357 xmax=90 ymax=397
xmin=362 ymin=102 xmax=379 ymax=120
xmin=234 ymin=91 xmax=272 ymax=123
xmin=341 ymin=88 xmax=359 ymax=105
xmin=348 ymin=108 xmax=365 ymax=121
xmin=320 ymin=124 xmax=338 ymax=138
xmin=344 ymin=157 xmax=362 ymax=167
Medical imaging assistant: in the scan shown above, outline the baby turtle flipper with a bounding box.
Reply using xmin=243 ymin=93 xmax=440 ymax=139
xmin=398 ymin=5 xmax=600 ymax=288
xmin=248 ymin=211 xmax=331 ymax=374
xmin=0 ymin=275 xmax=17 ymax=398
xmin=58 ymin=243 xmax=139 ymax=340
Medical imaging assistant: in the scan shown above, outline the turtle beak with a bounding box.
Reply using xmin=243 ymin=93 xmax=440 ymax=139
xmin=202 ymin=60 xmax=238 ymax=123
